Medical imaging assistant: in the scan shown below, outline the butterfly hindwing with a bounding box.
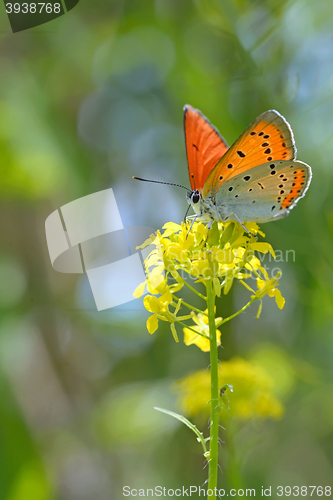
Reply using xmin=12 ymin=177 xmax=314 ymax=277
xmin=203 ymin=110 xmax=296 ymax=199
xmin=184 ymin=105 xmax=229 ymax=191
xmin=214 ymin=160 xmax=312 ymax=223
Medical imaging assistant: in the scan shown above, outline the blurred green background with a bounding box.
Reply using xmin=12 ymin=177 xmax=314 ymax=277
xmin=1 ymin=0 xmax=333 ymax=498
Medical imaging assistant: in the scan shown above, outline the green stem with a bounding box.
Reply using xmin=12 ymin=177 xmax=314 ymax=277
xmin=217 ymin=298 xmax=256 ymax=327
xmin=171 ymin=298 xmax=209 ymax=317
xmin=206 ymin=280 xmax=219 ymax=499
xmin=176 ymin=320 xmax=209 ymax=340
xmin=182 ymin=279 xmax=207 ymax=301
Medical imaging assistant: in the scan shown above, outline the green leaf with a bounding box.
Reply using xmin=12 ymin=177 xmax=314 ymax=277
xmin=220 ymin=222 xmax=235 ymax=247
xmin=154 ymin=407 xmax=208 ymax=455
xmin=207 ymin=221 xmax=219 ymax=246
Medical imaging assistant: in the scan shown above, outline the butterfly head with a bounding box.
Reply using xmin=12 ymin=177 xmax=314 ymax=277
xmin=187 ymin=189 xmax=203 ymax=215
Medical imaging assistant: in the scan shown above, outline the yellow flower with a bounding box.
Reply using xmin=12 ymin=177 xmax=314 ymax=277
xmin=249 ymin=242 xmax=276 ymax=259
xmin=134 ymin=220 xmax=285 ymax=341
xmin=254 ymin=272 xmax=285 ymax=310
xmin=133 ymin=263 xmax=168 ymax=299
xmin=144 ymin=291 xmax=172 ymax=333
xmin=175 ymin=357 xmax=284 ymax=420
xmin=143 ymin=290 xmax=192 ymax=342
xmin=183 ymin=310 xmax=222 ymax=352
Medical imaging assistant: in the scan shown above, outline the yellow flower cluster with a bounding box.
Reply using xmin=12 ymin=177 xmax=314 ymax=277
xmin=175 ymin=357 xmax=284 ymax=420
xmin=134 ymin=221 xmax=285 ymax=350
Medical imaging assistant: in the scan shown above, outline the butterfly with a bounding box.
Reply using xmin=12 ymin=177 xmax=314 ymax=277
xmin=184 ymin=105 xmax=312 ymax=227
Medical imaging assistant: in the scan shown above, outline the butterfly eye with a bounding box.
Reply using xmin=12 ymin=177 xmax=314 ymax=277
xmin=191 ymin=192 xmax=200 ymax=204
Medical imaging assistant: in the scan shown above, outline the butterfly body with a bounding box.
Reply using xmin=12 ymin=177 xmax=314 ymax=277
xmin=187 ymin=189 xmax=232 ymax=222
xmin=184 ymin=106 xmax=312 ymax=225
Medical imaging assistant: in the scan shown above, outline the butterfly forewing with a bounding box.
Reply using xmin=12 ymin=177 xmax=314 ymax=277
xmin=184 ymin=105 xmax=229 ymax=191
xmin=203 ymin=110 xmax=296 ymax=198
xmin=214 ymin=160 xmax=312 ymax=223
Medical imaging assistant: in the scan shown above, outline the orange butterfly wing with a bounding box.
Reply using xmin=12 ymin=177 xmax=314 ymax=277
xmin=184 ymin=105 xmax=229 ymax=191
xmin=203 ymin=110 xmax=296 ymax=198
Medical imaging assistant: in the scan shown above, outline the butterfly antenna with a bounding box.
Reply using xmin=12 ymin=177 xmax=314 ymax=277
xmin=133 ymin=176 xmax=191 ymax=193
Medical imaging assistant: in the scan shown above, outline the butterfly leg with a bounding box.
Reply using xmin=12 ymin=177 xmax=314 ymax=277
xmin=203 ymin=218 xmax=214 ymax=244
xmin=186 ymin=215 xmax=198 ymax=238
xmin=229 ymin=212 xmax=257 ymax=239
xmin=183 ymin=204 xmax=191 ymax=223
